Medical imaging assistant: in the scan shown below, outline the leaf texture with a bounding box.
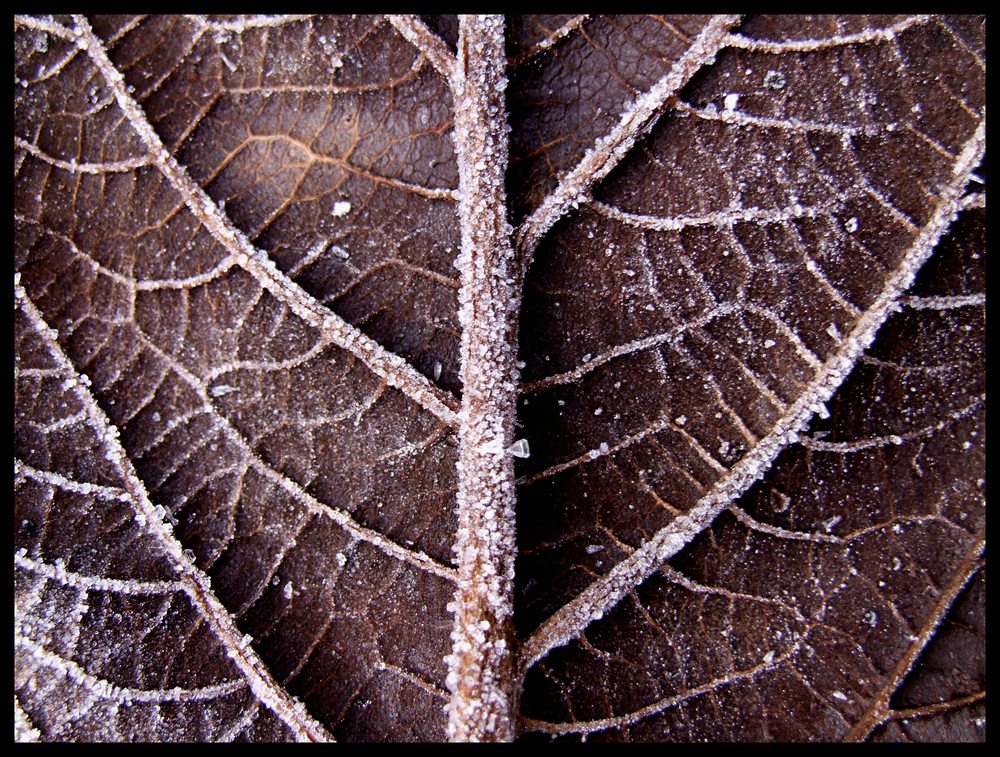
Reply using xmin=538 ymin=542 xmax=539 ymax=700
xmin=14 ymin=14 xmax=984 ymax=742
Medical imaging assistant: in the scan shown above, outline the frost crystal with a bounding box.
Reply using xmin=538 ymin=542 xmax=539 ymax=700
xmin=283 ymin=581 xmax=293 ymax=599
xmin=507 ymin=438 xmax=530 ymax=458
xmin=763 ymin=70 xmax=786 ymax=90
xmin=332 ymin=200 xmax=352 ymax=217
xmin=723 ymin=93 xmax=739 ymax=111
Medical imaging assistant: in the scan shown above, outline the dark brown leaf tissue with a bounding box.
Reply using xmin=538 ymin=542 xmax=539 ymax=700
xmin=14 ymin=15 xmax=984 ymax=742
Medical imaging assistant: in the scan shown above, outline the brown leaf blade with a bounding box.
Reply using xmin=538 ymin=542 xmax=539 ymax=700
xmin=517 ymin=201 xmax=985 ymax=742
xmin=14 ymin=14 xmax=985 ymax=743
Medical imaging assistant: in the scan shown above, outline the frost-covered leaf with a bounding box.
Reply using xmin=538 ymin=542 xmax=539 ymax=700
xmin=14 ymin=14 xmax=984 ymax=742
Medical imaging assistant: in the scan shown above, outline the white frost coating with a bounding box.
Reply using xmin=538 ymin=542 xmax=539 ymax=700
xmin=70 ymin=15 xmax=460 ymax=430
xmin=513 ymin=15 xmax=742 ymax=270
xmin=445 ymin=16 xmax=518 ymax=743
xmin=519 ymin=118 xmax=986 ymax=677
xmin=14 ymin=695 xmax=41 ymax=742
xmin=16 ymin=255 xmax=332 ymax=742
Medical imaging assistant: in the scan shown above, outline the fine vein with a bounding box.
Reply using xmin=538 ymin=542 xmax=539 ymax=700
xmin=844 ymin=533 xmax=985 ymax=742
xmin=71 ymin=15 xmax=461 ymax=429
xmin=518 ymin=117 xmax=986 ymax=676
xmin=388 ymin=15 xmax=457 ymax=82
xmin=512 ymin=14 xmax=742 ymax=275
xmin=15 ymin=285 xmax=332 ymax=743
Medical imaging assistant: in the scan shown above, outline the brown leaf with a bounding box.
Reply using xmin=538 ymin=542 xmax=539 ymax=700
xmin=14 ymin=14 xmax=984 ymax=742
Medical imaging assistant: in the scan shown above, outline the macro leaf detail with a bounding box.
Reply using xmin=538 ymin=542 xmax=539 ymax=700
xmin=14 ymin=14 xmax=984 ymax=742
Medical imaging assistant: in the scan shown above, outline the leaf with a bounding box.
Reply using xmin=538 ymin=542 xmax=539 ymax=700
xmin=14 ymin=14 xmax=984 ymax=742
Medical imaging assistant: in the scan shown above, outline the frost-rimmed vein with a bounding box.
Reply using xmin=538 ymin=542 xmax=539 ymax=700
xmin=118 ymin=324 xmax=457 ymax=582
xmin=509 ymin=15 xmax=590 ymax=69
xmin=14 ymin=136 xmax=153 ymax=174
xmin=725 ymin=15 xmax=930 ymax=53
xmin=388 ymin=15 xmax=457 ymax=82
xmin=15 ymin=551 xmax=180 ymax=595
xmin=14 ymin=695 xmax=41 ymax=743
xmin=15 ymin=634 xmax=247 ymax=703
xmin=14 ymin=285 xmax=332 ymax=743
xmin=69 ymin=15 xmax=461 ymax=429
xmin=522 ymin=635 xmax=806 ymax=736
xmin=512 ymin=15 xmax=742 ymax=275
xmin=443 ymin=15 xmax=519 ymax=743
xmin=518 ymin=117 xmax=986 ymax=676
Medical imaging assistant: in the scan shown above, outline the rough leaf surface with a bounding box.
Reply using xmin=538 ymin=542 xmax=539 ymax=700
xmin=14 ymin=14 xmax=984 ymax=742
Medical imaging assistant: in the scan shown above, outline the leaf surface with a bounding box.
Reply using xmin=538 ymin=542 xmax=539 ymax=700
xmin=14 ymin=14 xmax=984 ymax=742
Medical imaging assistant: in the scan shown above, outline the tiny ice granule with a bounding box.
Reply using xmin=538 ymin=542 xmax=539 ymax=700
xmin=763 ymin=70 xmax=786 ymax=90
xmin=507 ymin=439 xmax=530 ymax=458
xmin=723 ymin=93 xmax=739 ymax=111
xmin=594 ymin=407 xmax=603 ymax=416
xmin=332 ymin=200 xmax=352 ymax=217
xmin=283 ymin=581 xmax=293 ymax=600
xmin=675 ymin=415 xmax=687 ymax=426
